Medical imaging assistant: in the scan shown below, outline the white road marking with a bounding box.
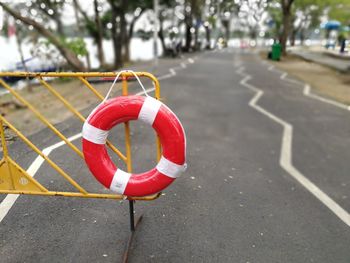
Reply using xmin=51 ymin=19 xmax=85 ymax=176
xmin=188 ymin=58 xmax=194 ymax=63
xmin=169 ymin=68 xmax=176 ymax=76
xmin=266 ymin=62 xmax=350 ymax=111
xmin=0 ymin=133 xmax=82 ymax=222
xmin=157 ymin=73 xmax=173 ymax=80
xmin=136 ymin=87 xmax=155 ymax=96
xmin=303 ymin=84 xmax=350 ymax=111
xmin=0 ymin=56 xmax=198 ymax=223
xmin=236 ymin=64 xmax=350 ymax=227
xmin=157 ymin=67 xmax=179 ymax=80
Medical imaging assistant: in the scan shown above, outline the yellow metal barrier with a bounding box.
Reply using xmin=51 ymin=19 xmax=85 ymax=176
xmin=0 ymin=71 xmax=162 ymax=201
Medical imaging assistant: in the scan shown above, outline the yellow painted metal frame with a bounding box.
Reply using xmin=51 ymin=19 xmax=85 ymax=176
xmin=0 ymin=72 xmax=162 ymax=201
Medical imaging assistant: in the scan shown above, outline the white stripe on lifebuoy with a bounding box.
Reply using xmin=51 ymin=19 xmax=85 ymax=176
xmin=138 ymin=97 xmax=162 ymax=125
xmin=110 ymin=169 xmax=131 ymax=194
xmin=82 ymin=95 xmax=187 ymax=197
xmin=82 ymin=122 xmax=109 ymax=145
xmin=156 ymin=155 xmax=187 ymax=178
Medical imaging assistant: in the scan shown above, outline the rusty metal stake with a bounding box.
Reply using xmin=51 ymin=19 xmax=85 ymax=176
xmin=122 ymin=200 xmax=143 ymax=263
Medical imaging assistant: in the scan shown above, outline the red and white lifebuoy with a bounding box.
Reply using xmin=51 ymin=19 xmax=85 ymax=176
xmin=82 ymin=95 xmax=187 ymax=197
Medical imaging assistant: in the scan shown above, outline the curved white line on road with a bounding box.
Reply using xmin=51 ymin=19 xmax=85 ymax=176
xmin=236 ymin=65 xmax=350 ymax=227
xmin=0 ymin=56 xmax=198 ymax=223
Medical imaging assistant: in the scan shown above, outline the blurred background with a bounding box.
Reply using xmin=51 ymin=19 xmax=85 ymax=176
xmin=0 ymin=0 xmax=348 ymax=73
xmin=0 ymin=2 xmax=350 ymax=262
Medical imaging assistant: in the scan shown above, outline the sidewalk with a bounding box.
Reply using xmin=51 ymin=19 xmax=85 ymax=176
xmin=290 ymin=48 xmax=350 ymax=73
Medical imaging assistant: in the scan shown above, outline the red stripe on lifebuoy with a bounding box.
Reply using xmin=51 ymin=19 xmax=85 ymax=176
xmin=82 ymin=95 xmax=186 ymax=197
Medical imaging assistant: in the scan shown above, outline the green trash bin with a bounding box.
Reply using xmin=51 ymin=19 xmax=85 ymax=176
xmin=271 ymin=43 xmax=282 ymax=61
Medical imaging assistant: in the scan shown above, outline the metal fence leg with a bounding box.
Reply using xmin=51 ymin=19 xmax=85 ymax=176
xmin=122 ymin=200 xmax=143 ymax=263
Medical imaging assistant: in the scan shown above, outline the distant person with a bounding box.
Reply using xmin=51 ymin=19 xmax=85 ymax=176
xmin=338 ymin=33 xmax=347 ymax=53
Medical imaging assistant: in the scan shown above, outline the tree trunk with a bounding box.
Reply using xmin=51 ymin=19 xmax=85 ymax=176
xmin=124 ymin=37 xmax=131 ymax=62
xmin=300 ymin=28 xmax=305 ymax=45
xmin=290 ymin=28 xmax=296 ymax=46
xmin=280 ymin=0 xmax=295 ymax=56
xmin=225 ymin=24 xmax=230 ymax=47
xmin=123 ymin=19 xmax=135 ymax=63
xmin=158 ymin=16 xmax=168 ymax=56
xmin=15 ymin=34 xmax=32 ymax=92
xmin=94 ymin=0 xmax=105 ymax=67
xmin=109 ymin=1 xmax=123 ymax=69
xmin=194 ymin=24 xmax=199 ymax=51
xmin=0 ymin=3 xmax=85 ymax=71
xmin=184 ymin=14 xmax=192 ymax=52
xmin=280 ymin=12 xmax=291 ymax=55
xmin=123 ymin=9 xmax=146 ymax=63
xmin=120 ymin=0 xmax=127 ymax=66
xmin=73 ymin=0 xmax=91 ymax=70
xmin=55 ymin=16 xmax=64 ymax=36
xmin=205 ymin=26 xmax=211 ymax=50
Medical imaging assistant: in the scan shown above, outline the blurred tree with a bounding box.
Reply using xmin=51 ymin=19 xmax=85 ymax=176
xmin=328 ymin=0 xmax=350 ymax=26
xmin=203 ymin=15 xmax=215 ymax=49
xmin=220 ymin=0 xmax=238 ymax=46
xmin=184 ymin=0 xmax=194 ymax=52
xmin=72 ymin=0 xmax=91 ymax=70
xmin=123 ymin=0 xmax=154 ymax=62
xmin=192 ymin=0 xmax=204 ymax=51
xmin=73 ymin=0 xmax=104 ymax=68
xmin=237 ymin=0 xmax=266 ymax=42
xmin=182 ymin=0 xmax=204 ymax=52
xmin=104 ymin=0 xmax=175 ymax=66
xmin=280 ymin=0 xmax=295 ymax=55
xmin=31 ymin=0 xmax=65 ymax=36
xmin=107 ymin=0 xmax=124 ymax=68
xmin=0 ymin=2 xmax=85 ymax=71
xmin=105 ymin=0 xmax=164 ymax=67
xmin=266 ymin=1 xmax=283 ymax=41
xmin=290 ymin=0 xmax=325 ymax=46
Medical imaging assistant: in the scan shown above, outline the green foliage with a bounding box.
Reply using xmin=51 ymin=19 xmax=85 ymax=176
xmin=328 ymin=4 xmax=350 ymax=25
xmin=292 ymin=0 xmax=325 ymax=31
xmin=266 ymin=0 xmax=347 ymax=40
xmin=266 ymin=3 xmax=282 ymax=38
xmin=208 ymin=16 xmax=216 ymax=28
xmin=1 ymin=18 xmax=9 ymax=37
xmin=136 ymin=29 xmax=153 ymax=41
xmin=39 ymin=37 xmax=88 ymax=56
xmin=63 ymin=38 xmax=88 ymax=56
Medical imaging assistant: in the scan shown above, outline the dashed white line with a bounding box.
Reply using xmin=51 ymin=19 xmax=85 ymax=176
xmin=169 ymin=68 xmax=176 ymax=76
xmin=236 ymin=63 xmax=350 ymax=227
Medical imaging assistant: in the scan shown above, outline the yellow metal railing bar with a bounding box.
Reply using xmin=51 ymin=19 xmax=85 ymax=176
xmin=0 ymin=119 xmax=9 ymax=159
xmin=0 ymin=189 xmax=161 ymax=200
xmin=0 ymin=72 xmax=161 ymax=80
xmin=0 ymin=119 xmax=15 ymax=189
xmin=78 ymin=76 xmax=128 ymax=161
xmin=0 ymin=79 xmax=84 ymax=158
xmin=122 ymin=77 xmax=133 ymax=172
xmin=0 ymin=105 xmax=160 ymax=200
xmin=37 ymin=77 xmax=127 ymax=162
xmin=0 ymin=115 xmax=88 ymax=194
xmin=0 ymin=71 xmax=162 ymax=201
xmin=78 ymin=76 xmax=105 ymax=100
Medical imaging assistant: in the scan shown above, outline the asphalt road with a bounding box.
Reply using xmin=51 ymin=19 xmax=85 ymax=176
xmin=0 ymin=48 xmax=349 ymax=263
